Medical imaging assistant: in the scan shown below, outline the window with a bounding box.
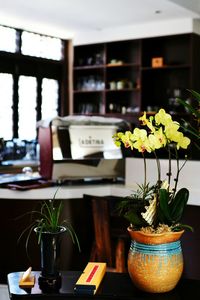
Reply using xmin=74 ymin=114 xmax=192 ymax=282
xmin=21 ymin=31 xmax=63 ymax=60
xmin=0 ymin=26 xmax=17 ymax=53
xmin=18 ymin=76 xmax=37 ymax=140
xmin=41 ymin=78 xmax=59 ymax=120
xmin=0 ymin=73 xmax=13 ymax=140
xmin=0 ymin=25 xmax=67 ymax=149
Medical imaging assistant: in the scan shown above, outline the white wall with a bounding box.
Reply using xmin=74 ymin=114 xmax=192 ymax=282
xmin=125 ymin=158 xmax=200 ymax=206
xmin=73 ymin=18 xmax=199 ymax=45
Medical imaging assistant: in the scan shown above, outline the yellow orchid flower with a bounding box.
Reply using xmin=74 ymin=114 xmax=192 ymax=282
xmin=133 ymin=128 xmax=148 ymax=141
xmin=155 ymin=108 xmax=172 ymax=126
xmin=154 ymin=127 xmax=167 ymax=147
xmin=164 ymin=121 xmax=180 ymax=142
xmin=131 ymin=128 xmax=151 ymax=152
xmin=121 ymin=131 xmax=135 ymax=149
xmin=148 ymin=128 xmax=166 ymax=150
xmin=176 ymin=133 xmax=191 ymax=149
xmin=139 ymin=112 xmax=155 ymax=132
xmin=155 ymin=127 xmax=167 ymax=147
xmin=147 ymin=119 xmax=155 ymax=133
xmin=133 ymin=137 xmax=152 ymax=153
xmin=112 ymin=132 xmax=124 ymax=147
xmin=139 ymin=112 xmax=148 ymax=125
xmin=148 ymin=134 xmax=159 ymax=151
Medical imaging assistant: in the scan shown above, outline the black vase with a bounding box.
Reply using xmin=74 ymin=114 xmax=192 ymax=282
xmin=35 ymin=226 xmax=66 ymax=291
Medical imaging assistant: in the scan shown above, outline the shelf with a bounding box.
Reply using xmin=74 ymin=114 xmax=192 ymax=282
xmin=142 ymin=64 xmax=191 ymax=71
xmin=74 ymin=65 xmax=105 ymax=70
xmin=74 ymin=64 xmax=140 ymax=69
xmin=74 ymin=88 xmax=140 ymax=94
xmin=105 ymin=88 xmax=140 ymax=92
xmin=106 ymin=63 xmax=140 ymax=68
xmin=106 ymin=112 xmax=140 ymax=117
xmin=74 ymin=90 xmax=104 ymax=93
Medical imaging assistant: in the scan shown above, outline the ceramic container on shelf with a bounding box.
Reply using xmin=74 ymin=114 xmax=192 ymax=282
xmin=127 ymin=227 xmax=184 ymax=293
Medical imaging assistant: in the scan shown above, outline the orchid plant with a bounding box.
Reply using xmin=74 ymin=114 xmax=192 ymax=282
xmin=113 ymin=109 xmax=192 ymax=232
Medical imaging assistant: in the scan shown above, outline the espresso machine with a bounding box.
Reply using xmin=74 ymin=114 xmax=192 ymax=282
xmin=37 ymin=115 xmax=129 ymax=183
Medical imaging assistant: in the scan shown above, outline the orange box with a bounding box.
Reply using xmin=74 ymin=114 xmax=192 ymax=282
xmin=19 ymin=267 xmax=35 ymax=288
xmin=74 ymin=262 xmax=106 ymax=295
xmin=19 ymin=275 xmax=35 ymax=288
xmin=152 ymin=57 xmax=163 ymax=67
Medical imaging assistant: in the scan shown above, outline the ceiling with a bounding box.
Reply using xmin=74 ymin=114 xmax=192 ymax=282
xmin=0 ymin=0 xmax=199 ymax=41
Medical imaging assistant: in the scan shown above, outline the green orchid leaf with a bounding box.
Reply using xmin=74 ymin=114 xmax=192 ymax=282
xmin=157 ymin=206 xmax=167 ymax=224
xmin=158 ymin=189 xmax=172 ymax=223
xmin=125 ymin=211 xmax=147 ymax=227
xmin=178 ymin=98 xmax=200 ymax=119
xmin=173 ymin=223 xmax=194 ymax=232
xmin=179 ymin=122 xmax=200 ymax=140
xmin=189 ymin=89 xmax=200 ymax=103
xmin=170 ymin=188 xmax=189 ymax=223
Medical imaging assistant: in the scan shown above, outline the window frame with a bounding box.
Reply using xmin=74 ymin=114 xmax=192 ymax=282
xmin=0 ymin=25 xmax=69 ymax=140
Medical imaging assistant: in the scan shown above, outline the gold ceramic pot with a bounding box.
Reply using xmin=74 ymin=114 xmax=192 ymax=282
xmin=127 ymin=227 xmax=184 ymax=293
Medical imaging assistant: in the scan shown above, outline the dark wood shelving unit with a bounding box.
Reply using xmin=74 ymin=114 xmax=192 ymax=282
xmin=73 ymin=39 xmax=141 ymax=117
xmin=140 ymin=33 xmax=200 ymax=114
xmin=73 ymin=33 xmax=200 ymax=127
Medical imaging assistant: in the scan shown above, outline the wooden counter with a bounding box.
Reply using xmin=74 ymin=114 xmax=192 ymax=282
xmin=0 ymin=183 xmax=133 ymax=200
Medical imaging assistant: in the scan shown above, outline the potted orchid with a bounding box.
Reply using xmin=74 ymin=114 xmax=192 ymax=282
xmin=113 ymin=108 xmax=191 ymax=233
xmin=113 ymin=108 xmax=192 ymax=293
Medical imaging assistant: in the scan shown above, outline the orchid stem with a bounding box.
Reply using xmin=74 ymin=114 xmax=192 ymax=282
xmin=172 ymin=147 xmax=180 ymax=199
xmin=173 ymin=148 xmax=188 ymax=198
xmin=142 ymin=153 xmax=147 ymax=200
xmin=167 ymin=144 xmax=172 ymax=189
xmin=154 ymin=151 xmax=161 ymax=188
